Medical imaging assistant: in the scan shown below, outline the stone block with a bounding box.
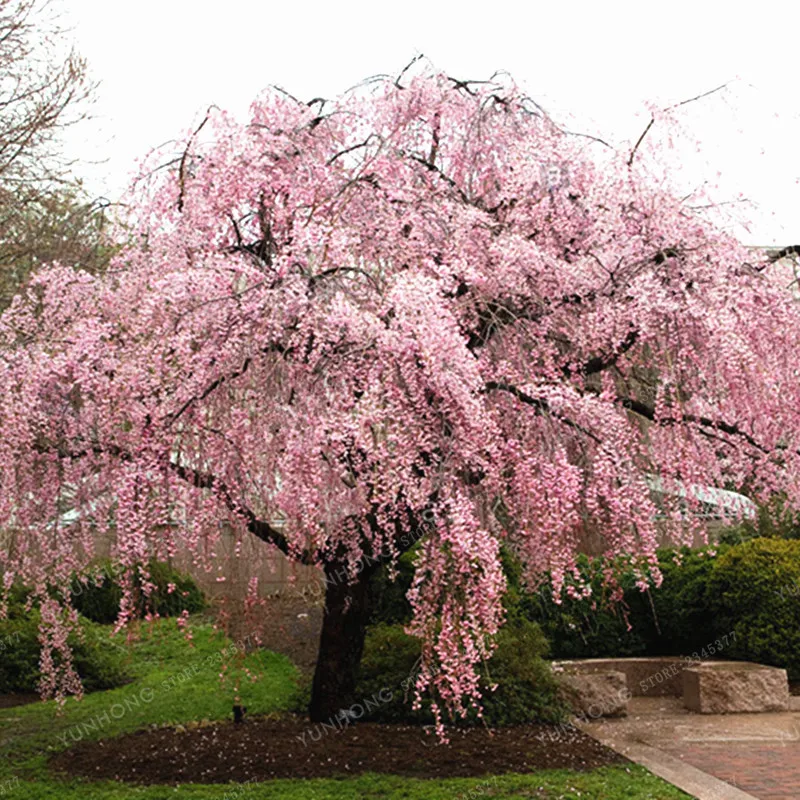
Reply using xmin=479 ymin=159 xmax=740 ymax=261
xmin=557 ymin=670 xmax=629 ymax=719
xmin=682 ymin=662 xmax=789 ymax=713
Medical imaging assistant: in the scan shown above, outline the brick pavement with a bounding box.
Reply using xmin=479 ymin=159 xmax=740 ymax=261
xmin=580 ymin=696 xmax=800 ymax=800
xmin=666 ymin=741 xmax=800 ymax=800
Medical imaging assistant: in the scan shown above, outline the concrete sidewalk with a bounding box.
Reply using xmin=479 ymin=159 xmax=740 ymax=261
xmin=578 ymin=696 xmax=800 ymax=800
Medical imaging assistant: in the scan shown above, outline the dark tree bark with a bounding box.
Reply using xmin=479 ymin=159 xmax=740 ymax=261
xmin=308 ymin=559 xmax=375 ymax=722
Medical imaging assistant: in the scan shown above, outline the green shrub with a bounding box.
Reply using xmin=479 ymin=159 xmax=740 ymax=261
xmin=480 ymin=618 xmax=566 ymax=726
xmin=0 ymin=608 xmax=130 ymax=694
xmin=69 ymin=565 xmax=122 ymax=624
xmin=516 ymin=552 xmax=657 ymax=660
xmin=367 ymin=548 xmax=417 ymax=626
xmin=706 ymin=538 xmax=800 ymax=678
xmin=355 ymin=622 xmax=431 ymax=724
xmin=643 ymin=547 xmax=722 ymax=656
xmin=0 ymin=608 xmax=40 ymax=692
xmin=512 ymin=546 xmax=736 ymax=661
xmin=519 ymin=538 xmax=800 ymax=677
xmin=355 ymin=620 xmax=566 ymax=726
xmin=367 ymin=545 xmax=658 ymax=660
xmin=366 ymin=533 xmax=800 ymax=680
xmin=70 ymin=559 xmax=205 ymax=624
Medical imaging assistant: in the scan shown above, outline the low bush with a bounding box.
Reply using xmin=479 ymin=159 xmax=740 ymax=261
xmin=515 ymin=553 xmax=656 ymax=660
xmin=0 ymin=608 xmax=130 ymax=694
xmin=355 ymin=619 xmax=566 ymax=726
xmin=499 ymin=544 xmax=727 ymax=661
xmin=368 ymin=546 xmax=659 ymax=661
xmin=354 ymin=622 xmax=430 ymax=724
xmin=367 ymin=548 xmax=416 ymax=626
xmin=643 ymin=547 xmax=721 ymax=657
xmin=523 ymin=539 xmax=800 ymax=677
xmin=70 ymin=559 xmax=205 ymax=624
xmin=480 ymin=618 xmax=567 ymax=725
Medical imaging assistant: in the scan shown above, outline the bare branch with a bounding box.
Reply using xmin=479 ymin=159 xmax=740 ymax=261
xmin=628 ymin=82 xmax=730 ymax=167
xmin=177 ymin=107 xmax=214 ymax=212
xmin=482 ymin=381 xmax=602 ymax=443
xmin=627 ymin=118 xmax=655 ymax=167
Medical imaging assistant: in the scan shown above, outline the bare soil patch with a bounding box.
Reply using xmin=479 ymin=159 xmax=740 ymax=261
xmin=0 ymin=693 xmax=38 ymax=709
xmin=213 ymin=590 xmax=324 ymax=673
xmin=51 ymin=716 xmax=624 ymax=784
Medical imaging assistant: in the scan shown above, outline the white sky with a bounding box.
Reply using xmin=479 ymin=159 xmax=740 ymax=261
xmin=61 ymin=0 xmax=800 ymax=246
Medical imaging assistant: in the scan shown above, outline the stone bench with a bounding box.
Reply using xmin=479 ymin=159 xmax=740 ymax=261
xmin=682 ymin=661 xmax=789 ymax=713
xmin=554 ymin=657 xmax=791 ymax=715
xmin=556 ymin=669 xmax=629 ymax=719
xmin=553 ymin=657 xmax=690 ymax=697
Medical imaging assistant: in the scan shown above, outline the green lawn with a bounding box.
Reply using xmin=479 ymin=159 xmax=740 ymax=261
xmin=0 ymin=618 xmax=691 ymax=800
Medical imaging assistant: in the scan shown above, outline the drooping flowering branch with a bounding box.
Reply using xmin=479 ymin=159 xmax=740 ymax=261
xmin=2 ymin=68 xmax=800 ymax=724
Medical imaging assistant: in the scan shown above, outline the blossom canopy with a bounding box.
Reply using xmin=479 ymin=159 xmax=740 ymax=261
xmin=2 ymin=69 xmax=800 ymax=723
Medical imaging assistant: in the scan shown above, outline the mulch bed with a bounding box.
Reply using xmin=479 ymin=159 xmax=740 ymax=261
xmin=51 ymin=716 xmax=625 ymax=784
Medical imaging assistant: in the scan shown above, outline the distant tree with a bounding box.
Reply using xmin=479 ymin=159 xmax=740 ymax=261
xmin=0 ymin=187 xmax=115 ymax=308
xmin=3 ymin=69 xmax=800 ymax=731
xmin=0 ymin=0 xmax=91 ymax=186
xmin=0 ymin=0 xmax=98 ymax=305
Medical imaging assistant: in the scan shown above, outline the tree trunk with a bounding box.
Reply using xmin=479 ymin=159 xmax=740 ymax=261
xmin=308 ymin=559 xmax=373 ymax=722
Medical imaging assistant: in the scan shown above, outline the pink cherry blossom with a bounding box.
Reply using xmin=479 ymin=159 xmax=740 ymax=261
xmin=2 ymin=69 xmax=800 ymax=728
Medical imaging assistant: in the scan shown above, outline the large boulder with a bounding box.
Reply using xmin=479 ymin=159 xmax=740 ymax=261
xmin=557 ymin=670 xmax=630 ymax=719
xmin=683 ymin=662 xmax=789 ymax=713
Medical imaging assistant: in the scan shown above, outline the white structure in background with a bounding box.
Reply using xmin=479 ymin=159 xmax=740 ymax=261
xmin=645 ymin=475 xmax=757 ymax=522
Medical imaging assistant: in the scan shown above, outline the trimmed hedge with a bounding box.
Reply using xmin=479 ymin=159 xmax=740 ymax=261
xmin=526 ymin=539 xmax=800 ymax=678
xmin=642 ymin=548 xmax=721 ymax=657
xmin=514 ymin=553 xmax=656 ymax=660
xmin=355 ymin=619 xmax=566 ymax=726
xmin=525 ymin=547 xmax=729 ymax=661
